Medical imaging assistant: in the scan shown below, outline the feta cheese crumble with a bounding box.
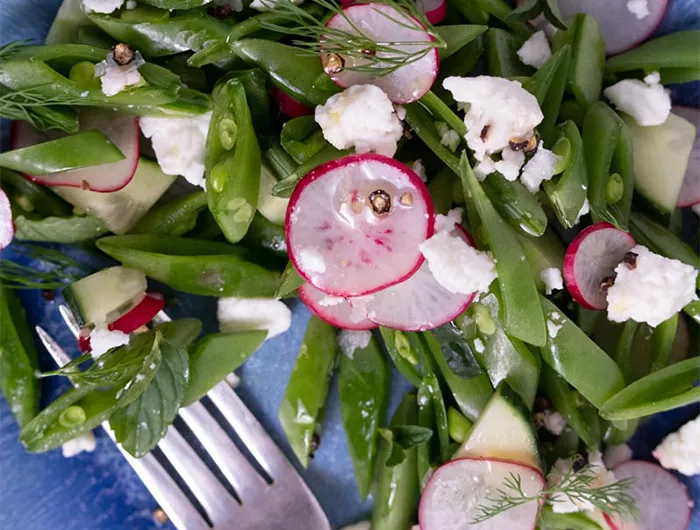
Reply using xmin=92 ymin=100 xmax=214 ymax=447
xmin=541 ymin=267 xmax=563 ymax=295
xmin=520 ymin=142 xmax=559 ymax=192
xmin=517 ymin=31 xmax=552 ymax=69
xmin=94 ymin=50 xmax=144 ymax=97
xmin=652 ymin=415 xmax=700 ymax=476
xmin=473 ymin=156 xmax=496 ymax=180
xmin=217 ymin=297 xmax=292 ymax=339
xmin=82 ymin=0 xmax=123 ymax=13
xmin=434 ymin=207 xmax=463 ymax=233
xmin=443 ymin=76 xmax=543 ymax=161
xmin=550 ymin=451 xmax=617 ymax=513
xmin=315 ymin=85 xmax=403 ymax=157
xmin=62 ymin=432 xmax=96 ymax=458
xmin=626 ymin=0 xmax=650 ymax=19
xmin=90 ymin=326 xmax=130 ymax=357
xmin=543 ymin=410 xmax=566 ymax=436
xmin=494 ymin=146 xmax=525 ymax=181
xmin=338 ymin=330 xmax=372 ymax=359
xmin=419 ymin=230 xmax=497 ymax=295
xmin=411 ymin=159 xmax=427 ymax=182
xmin=606 ymin=245 xmax=698 ymax=327
xmin=603 ymin=72 xmax=671 ymax=127
xmin=604 ymin=444 xmax=633 ymax=469
xmin=139 ymin=112 xmax=212 ymax=188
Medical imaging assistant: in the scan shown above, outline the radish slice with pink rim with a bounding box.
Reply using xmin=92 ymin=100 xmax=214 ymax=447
xmin=351 ymin=224 xmax=476 ymax=331
xmin=12 ymin=109 xmax=139 ymax=193
xmin=563 ymin=222 xmax=636 ymax=311
xmin=298 ymin=283 xmax=377 ymax=330
xmin=672 ymin=106 xmax=700 ymax=207
xmin=603 ymin=460 xmax=692 ymax=530
xmin=419 ymin=457 xmax=545 ymax=530
xmin=270 ymin=86 xmax=313 ymax=119
xmin=0 ymin=189 xmax=14 ymax=250
xmin=322 ymin=3 xmax=439 ymax=104
xmin=417 ymin=0 xmax=447 ymax=24
xmin=286 ymin=153 xmax=434 ymax=297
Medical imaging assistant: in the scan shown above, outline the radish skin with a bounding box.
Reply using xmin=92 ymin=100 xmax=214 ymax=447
xmin=271 ymin=87 xmax=314 ymax=118
xmin=298 ymin=283 xmax=377 ymax=330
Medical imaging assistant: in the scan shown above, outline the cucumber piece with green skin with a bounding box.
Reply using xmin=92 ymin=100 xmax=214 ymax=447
xmin=453 ymin=382 xmax=540 ymax=470
xmin=63 ymin=266 xmax=148 ymax=329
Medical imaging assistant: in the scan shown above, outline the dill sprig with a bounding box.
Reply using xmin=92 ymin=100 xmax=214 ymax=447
xmin=1 ymin=243 xmax=88 ymax=289
xmin=259 ymin=0 xmax=445 ymax=76
xmin=471 ymin=455 xmax=639 ymax=524
xmin=0 ymin=84 xmax=85 ymax=132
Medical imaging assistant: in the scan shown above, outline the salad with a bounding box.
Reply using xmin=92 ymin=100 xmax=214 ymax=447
xmin=0 ymin=0 xmax=698 ymax=528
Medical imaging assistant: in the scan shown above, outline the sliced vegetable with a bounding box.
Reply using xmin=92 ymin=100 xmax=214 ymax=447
xmin=672 ymin=106 xmax=700 ymax=207
xmin=298 ymin=283 xmax=377 ymax=330
xmin=13 ymin=215 xmax=108 ymax=243
xmin=605 ymin=30 xmax=700 ymax=77
xmin=270 ymin=86 xmax=313 ymax=119
xmin=130 ymin=190 xmax=208 ymax=237
xmin=486 ymin=27 xmax=533 ymax=78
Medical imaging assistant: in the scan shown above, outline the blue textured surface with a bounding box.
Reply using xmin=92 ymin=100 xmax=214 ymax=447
xmin=0 ymin=1 xmax=698 ymax=529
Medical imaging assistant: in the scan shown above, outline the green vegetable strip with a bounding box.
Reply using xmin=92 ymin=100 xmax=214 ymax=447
xmin=416 ymin=385 xmax=435 ymax=491
xmin=481 ymin=173 xmax=548 ymax=237
xmin=275 ymin=262 xmax=304 ymax=299
xmin=280 ymin=116 xmax=327 ymax=164
xmin=378 ymin=328 xmax=423 ymax=387
xmin=486 ymin=28 xmax=533 ymax=78
xmin=272 ymin=144 xmax=350 ymax=198
xmin=605 ymin=31 xmax=700 ymax=75
xmin=650 ymin=314 xmax=678 ymax=374
xmin=418 ymin=91 xmax=467 ymax=137
xmin=435 ymin=25 xmax=488 ymax=62
xmin=614 ymin=320 xmax=639 ymax=384
xmin=14 ymin=215 xmax=109 ymax=243
xmin=467 ymin=0 xmax=531 ymax=38
xmin=419 ymin=373 xmax=450 ymax=463
xmin=447 ymin=407 xmax=472 ymax=443
xmin=131 ymin=191 xmax=208 ymax=237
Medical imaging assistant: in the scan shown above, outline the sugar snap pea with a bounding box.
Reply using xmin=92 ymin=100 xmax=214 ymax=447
xmin=130 ymin=190 xmax=208 ymax=237
xmin=614 ymin=320 xmax=640 ymax=384
xmin=481 ymin=173 xmax=548 ymax=237
xmin=220 ymin=68 xmax=273 ymax=134
xmin=486 ymin=28 xmax=533 ymax=78
xmin=516 ymin=229 xmax=565 ymax=292
xmin=417 ymin=383 xmax=436 ymax=490
xmin=435 ymin=25 xmax=487 ymax=61
xmin=464 ymin=0 xmax=531 ymax=38
xmin=0 ymin=168 xmax=72 ymax=217
xmin=280 ymin=116 xmax=327 ymax=164
xmin=379 ymin=328 xmax=437 ymax=387
xmin=418 ymin=373 xmax=450 ymax=463
xmin=138 ymin=0 xmax=216 ymax=8
xmin=451 ymin=0 xmax=490 ymax=24
xmin=14 ymin=214 xmax=109 ymax=243
xmin=272 ymin=143 xmax=350 ymax=198
xmin=240 ymin=212 xmax=287 ymax=263
xmin=419 ymin=91 xmax=467 ymax=137
xmin=650 ymin=314 xmax=678 ymax=374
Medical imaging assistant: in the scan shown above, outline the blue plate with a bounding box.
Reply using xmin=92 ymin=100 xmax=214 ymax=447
xmin=0 ymin=2 xmax=698 ymax=528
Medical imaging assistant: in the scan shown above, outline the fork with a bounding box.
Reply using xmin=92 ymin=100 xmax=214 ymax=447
xmin=36 ymin=305 xmax=330 ymax=530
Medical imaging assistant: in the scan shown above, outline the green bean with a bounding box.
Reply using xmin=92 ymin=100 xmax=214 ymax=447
xmin=419 ymin=91 xmax=467 ymax=137
xmin=337 ymin=334 xmax=389 ymax=499
xmin=14 ymin=214 xmax=109 ymax=243
xmin=280 ymin=116 xmax=327 ymax=164
xmin=614 ymin=321 xmax=639 ymax=384
xmin=650 ymin=314 xmax=678 ymax=373
xmin=279 ymin=316 xmax=337 ymax=467
xmin=240 ymin=212 xmax=288 ymax=263
xmin=206 ymin=77 xmax=260 ymax=243
xmin=416 ymin=383 xmax=435 ymax=491
xmin=0 ymin=168 xmax=72 ymax=217
xmin=435 ymin=25 xmax=487 ymax=61
xmin=516 ymin=228 xmax=566 ymax=293
xmin=183 ymin=330 xmax=267 ymax=406
xmin=222 ymin=68 xmax=273 ymax=135
xmin=275 ymin=261 xmax=304 ymax=299
xmin=606 ymin=31 xmax=700 ymax=78
xmin=465 ymin=0 xmax=531 ymax=38
xmin=130 ymin=190 xmax=208 ymax=236
xmin=96 ymin=234 xmax=280 ymax=297
xmin=482 ymin=173 xmax=548 ymax=237
xmin=447 ymin=406 xmax=472 ymax=443
xmin=419 ymin=373 xmax=450 ymax=463
xmin=486 ymin=28 xmax=533 ymax=78
xmin=272 ymin=143 xmax=350 ymax=198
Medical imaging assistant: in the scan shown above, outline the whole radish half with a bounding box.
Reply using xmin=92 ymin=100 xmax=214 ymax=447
xmin=286 ymin=153 xmax=434 ymax=297
xmin=323 ymin=3 xmax=439 ymax=104
xmin=12 ymin=109 xmax=139 ymax=192
xmin=563 ymin=222 xmax=636 ymax=310
xmin=0 ymin=189 xmax=14 ymax=250
xmin=351 ymin=224 xmax=476 ymax=331
xmin=417 ymin=0 xmax=447 ymax=24
xmin=270 ymin=86 xmax=314 ymax=119
xmin=419 ymin=457 xmax=545 ymax=530
xmin=556 ymin=0 xmax=668 ymax=56
xmin=603 ymin=460 xmax=692 ymax=530
xmin=672 ymin=106 xmax=700 ymax=207
xmin=299 ymin=283 xmax=377 ymax=330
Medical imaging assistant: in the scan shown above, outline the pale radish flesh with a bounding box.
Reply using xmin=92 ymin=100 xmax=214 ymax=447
xmin=270 ymin=87 xmax=313 ymax=118
xmin=417 ymin=0 xmax=447 ymax=24
xmin=556 ymin=0 xmax=668 ymax=56
xmin=672 ymin=106 xmax=700 ymax=207
xmin=12 ymin=109 xmax=139 ymax=192
xmin=604 ymin=460 xmax=692 ymax=530
xmin=323 ymin=4 xmax=439 ymax=104
xmin=286 ymin=153 xmax=434 ymax=297
xmin=351 ymin=224 xmax=475 ymax=331
xmin=0 ymin=189 xmax=14 ymax=250
xmin=298 ymin=283 xmax=377 ymax=330
xmin=563 ymin=222 xmax=636 ymax=310
xmin=419 ymin=457 xmax=545 ymax=530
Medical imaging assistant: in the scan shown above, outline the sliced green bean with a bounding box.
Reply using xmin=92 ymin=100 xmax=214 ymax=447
xmin=14 ymin=215 xmax=109 ymax=243
xmin=486 ymin=28 xmax=533 ymax=78
xmin=131 ymin=191 xmax=208 ymax=236
xmin=482 ymin=173 xmax=548 ymax=236
xmin=0 ymin=168 xmax=72 ymax=217
xmin=650 ymin=314 xmax=678 ymax=374
xmin=280 ymin=116 xmax=327 ymax=164
xmin=436 ymin=25 xmax=487 ymax=61
xmin=606 ymin=31 xmax=700 ymax=76
xmin=418 ymin=373 xmax=450 ymax=463
xmin=272 ymin=143 xmax=350 ymax=198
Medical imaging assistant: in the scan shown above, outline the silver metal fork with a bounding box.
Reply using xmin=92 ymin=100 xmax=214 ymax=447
xmin=36 ymin=305 xmax=330 ymax=530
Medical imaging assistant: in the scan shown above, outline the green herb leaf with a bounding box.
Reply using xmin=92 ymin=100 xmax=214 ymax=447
xmin=380 ymin=424 xmax=433 ymax=467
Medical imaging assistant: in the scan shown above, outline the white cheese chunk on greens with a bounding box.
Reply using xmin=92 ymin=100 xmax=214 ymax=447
xmin=543 ymin=410 xmax=567 ymax=435
xmin=217 ymin=297 xmax=292 ymax=339
xmin=517 ymin=31 xmax=552 ymax=69
xmin=61 ymin=432 xmax=96 ymax=458
xmin=652 ymin=415 xmax=700 ymax=476
xmin=520 ymin=142 xmax=560 ymax=192
xmin=411 ymin=159 xmax=427 ymax=182
xmin=95 ymin=50 xmax=144 ymax=97
xmin=603 ymin=72 xmax=671 ymax=127
xmin=473 ymin=156 xmax=496 ymax=180
xmin=540 ymin=267 xmax=564 ymax=295
xmin=82 ymin=0 xmax=123 ymax=14
xmin=338 ymin=330 xmax=372 ymax=359
xmin=494 ymin=146 xmax=525 ymax=181
xmin=434 ymin=207 xmax=463 ymax=233
xmin=90 ymin=326 xmax=130 ymax=358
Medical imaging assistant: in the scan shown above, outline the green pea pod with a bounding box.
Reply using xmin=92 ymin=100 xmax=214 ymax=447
xmin=240 ymin=212 xmax=288 ymax=263
xmin=610 ymin=120 xmax=634 ymax=228
xmin=540 ymin=506 xmax=604 ymax=530
xmin=447 ymin=407 xmax=473 ymax=443
xmin=650 ymin=314 xmax=678 ymax=373
xmin=405 ymin=103 xmax=460 ymax=175
xmin=539 ymin=296 xmax=624 ymax=408
xmin=486 ymin=28 xmax=533 ymax=78
xmin=275 ymin=261 xmax=304 ymax=299
xmin=460 ymin=154 xmax=547 ymax=347
xmin=130 ymin=190 xmax=208 ymax=236
xmin=155 ymin=53 xmax=211 ymax=93
xmin=14 ymin=215 xmax=109 ymax=243
xmin=0 ymin=130 xmax=124 ymax=175
xmin=552 ymin=14 xmax=605 ymax=108
xmin=418 ymin=373 xmax=450 ymax=463
xmin=481 ymin=173 xmax=548 ymax=237
xmin=183 ymin=330 xmax=267 ymax=406
xmin=0 ymin=169 xmax=72 ymax=217
xmin=231 ymin=39 xmax=340 ymax=107
xmin=464 ymin=0 xmax=531 ymax=38
xmin=221 ymin=68 xmax=272 ymax=135
xmin=435 ymin=25 xmax=488 ymax=61
xmin=516 ymin=228 xmax=566 ymax=292
xmin=378 ymin=328 xmax=436 ymax=386
xmin=600 ymin=357 xmax=700 ymax=421
xmin=614 ymin=320 xmax=639 ymax=384
xmin=543 ymin=120 xmax=588 ymax=228
xmin=279 ymin=316 xmax=337 ymax=467
xmin=280 ymin=116 xmax=327 ymax=164
xmin=657 ymin=67 xmax=700 ymax=84
xmin=265 ymin=142 xmax=298 ymax=180
xmin=419 ymin=91 xmax=467 ymax=137
xmin=416 ymin=384 xmax=435 ymax=491
xmin=0 ymin=286 xmax=40 ymax=428
xmin=558 ymin=99 xmax=586 ymax=128
xmin=96 ymin=234 xmax=280 ymax=297
xmin=606 ymin=31 xmax=700 ymax=77
xmin=337 ymin=334 xmax=389 ymax=499
xmin=206 ymin=77 xmax=260 ymax=243
xmin=451 ymin=0 xmax=490 ymax=24
xmin=77 ymin=25 xmax=118 ymax=49
xmin=272 ymin=143 xmax=350 ymax=198
xmin=371 ymin=393 xmax=419 ymax=530
xmin=505 ymin=0 xmax=541 ymax=24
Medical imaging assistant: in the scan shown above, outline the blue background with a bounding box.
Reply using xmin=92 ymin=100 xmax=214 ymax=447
xmin=0 ymin=1 xmax=698 ymax=528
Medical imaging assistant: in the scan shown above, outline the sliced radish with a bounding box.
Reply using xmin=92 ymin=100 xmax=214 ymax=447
xmin=417 ymin=0 xmax=447 ymax=24
xmin=11 ymin=109 xmax=139 ymax=192
xmin=563 ymin=222 xmax=636 ymax=311
xmin=298 ymin=283 xmax=377 ymax=330
xmin=286 ymin=153 xmax=434 ymax=297
xmin=672 ymin=106 xmax=700 ymax=207
xmin=419 ymin=457 xmax=545 ymax=530
xmin=322 ymin=3 xmax=439 ymax=104
xmin=351 ymin=224 xmax=475 ymax=331
xmin=270 ymin=86 xmax=314 ymax=119
xmin=556 ymin=0 xmax=668 ymax=56
xmin=0 ymin=189 xmax=13 ymax=250
xmin=603 ymin=460 xmax=692 ymax=530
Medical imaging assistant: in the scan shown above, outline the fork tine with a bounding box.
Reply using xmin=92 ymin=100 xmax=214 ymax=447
xmin=58 ymin=304 xmax=81 ymax=338
xmin=36 ymin=326 xmax=72 ymax=367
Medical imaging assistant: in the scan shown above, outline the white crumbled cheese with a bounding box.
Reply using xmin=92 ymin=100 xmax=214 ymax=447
xmin=319 ymin=295 xmax=344 ymax=307
xmin=606 ymin=245 xmax=698 ymax=327
xmin=543 ymin=410 xmax=567 ymax=436
xmin=297 ymin=248 xmax=326 ymax=274
xmin=547 ymin=319 xmax=563 ymax=338
xmin=626 ymin=0 xmax=650 ymax=19
xmin=550 ymin=451 xmax=617 ymax=513
xmin=603 ymin=72 xmax=671 ymax=127
xmin=473 ymin=337 xmax=485 ymax=354
xmin=520 ymin=142 xmax=559 ymax=192
xmin=82 ymin=0 xmax=123 ymax=13
xmin=90 ymin=326 xmax=130 ymax=358
xmin=217 ymin=297 xmax=292 ymax=339
xmin=604 ymin=444 xmax=633 ymax=469
xmin=574 ymin=198 xmax=590 ymax=225
xmin=474 ymin=156 xmax=496 ymax=181
xmin=494 ymin=146 xmax=525 ymax=181
xmin=338 ymin=330 xmax=372 ymax=359
xmin=225 ymin=372 xmax=241 ymax=388
xmin=62 ymin=432 xmax=97 ymax=458
xmin=94 ymin=51 xmax=144 ymax=97
xmin=434 ymin=208 xmax=463 ymax=233
xmin=419 ymin=230 xmax=497 ymax=295
xmin=411 ymin=159 xmax=427 ymax=182
xmin=541 ymin=267 xmax=564 ymax=295
xmin=517 ymin=31 xmax=552 ymax=69
xmin=250 ymin=0 xmax=303 ymax=10
xmin=443 ymin=76 xmax=543 ymax=161
xmin=652 ymin=415 xmax=700 ymax=476
xmin=315 ymin=85 xmax=403 ymax=157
